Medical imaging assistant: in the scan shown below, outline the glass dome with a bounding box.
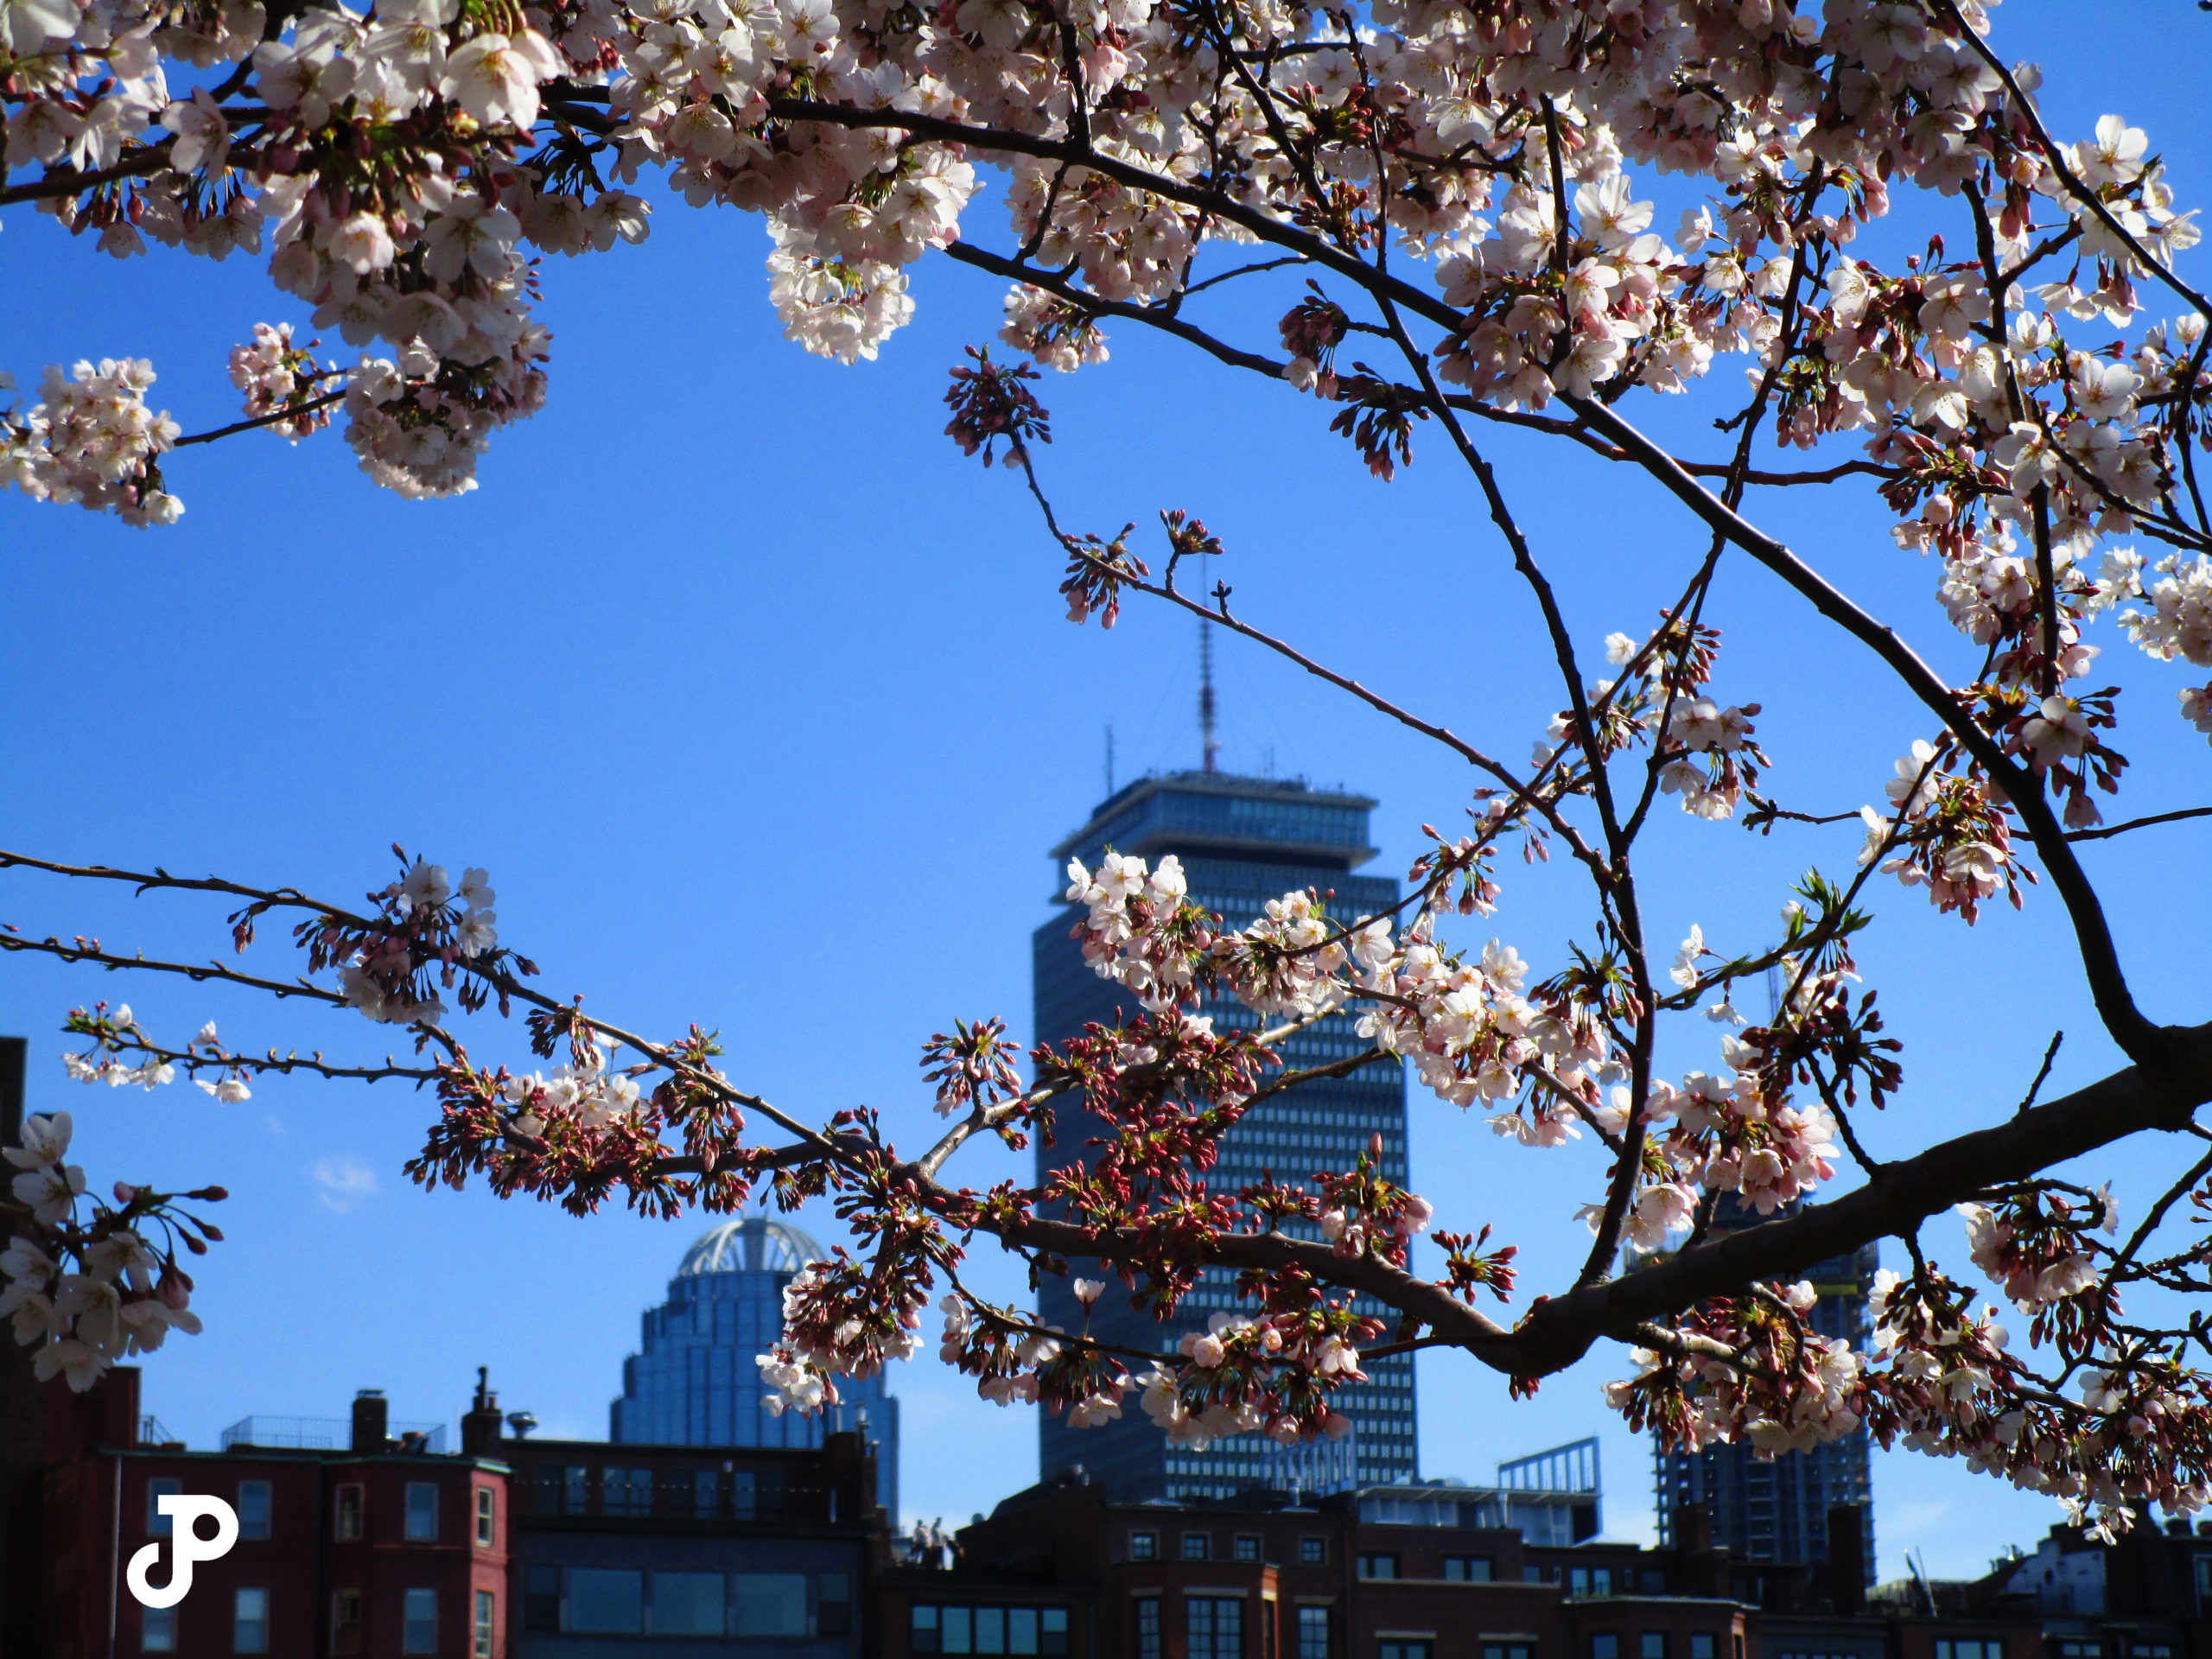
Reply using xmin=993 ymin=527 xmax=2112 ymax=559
xmin=674 ymin=1215 xmax=823 ymax=1278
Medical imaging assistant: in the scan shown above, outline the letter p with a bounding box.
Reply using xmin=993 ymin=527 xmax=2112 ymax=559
xmin=126 ymin=1495 xmax=238 ymax=1609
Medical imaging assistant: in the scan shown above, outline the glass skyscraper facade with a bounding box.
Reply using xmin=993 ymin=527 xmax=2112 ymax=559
xmin=1650 ymin=1197 xmax=1875 ymax=1584
xmin=612 ymin=1215 xmax=900 ymax=1522
xmin=1033 ymin=769 xmax=1418 ymax=1503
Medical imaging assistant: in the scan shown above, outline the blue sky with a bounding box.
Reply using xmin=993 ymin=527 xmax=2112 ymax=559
xmin=3 ymin=1 xmax=2209 ymax=1581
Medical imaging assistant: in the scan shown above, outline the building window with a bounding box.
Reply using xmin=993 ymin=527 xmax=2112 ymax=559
xmin=473 ymin=1591 xmax=495 ymax=1659
xmin=563 ymin=1465 xmax=588 ymax=1514
xmin=142 ymin=1607 xmax=177 ymax=1653
xmin=603 ymin=1466 xmax=654 ymax=1517
xmin=1593 ymin=1636 xmax=1620 ymax=1659
xmin=820 ymin=1573 xmax=854 ymax=1639
xmin=2132 ymin=1649 xmax=2173 ymax=1659
xmin=334 ymin=1589 xmax=364 ymax=1655
xmin=941 ymin=1609 xmax=974 ymax=1653
xmin=569 ymin=1570 xmax=644 ymax=1635
xmin=521 ymin=1567 xmax=560 ymax=1633
xmin=1300 ymin=1538 xmax=1326 ymax=1566
xmin=1296 ymin=1606 xmax=1329 ymax=1659
xmin=147 ymin=1477 xmax=181 ymax=1535
xmin=1136 ymin=1599 xmax=1162 ymax=1659
xmin=1381 ymin=1645 xmax=1433 ymax=1659
xmin=1690 ymin=1637 xmax=1718 ymax=1659
xmin=1443 ymin=1557 xmax=1492 ymax=1582
xmin=652 ymin=1572 xmax=726 ymax=1637
xmin=1936 ymin=1643 xmax=2004 ymax=1659
xmin=1189 ymin=1595 xmax=1243 ymax=1659
xmin=334 ymin=1485 xmax=364 ymax=1541
xmin=1236 ymin=1535 xmax=1262 ymax=1563
xmin=404 ymin=1482 xmax=439 ymax=1542
xmin=1357 ymin=1554 xmax=1399 ymax=1581
xmin=1642 ymin=1636 xmax=1669 ymax=1659
xmin=1572 ymin=1567 xmax=1613 ymax=1599
xmin=1641 ymin=1570 xmax=1666 ymax=1593
xmin=1484 ymin=1645 xmax=1535 ymax=1659
xmin=2197 ymin=1557 xmax=2212 ymax=1599
xmin=403 ymin=1587 xmax=438 ymax=1654
xmin=233 ymin=1588 xmax=270 ymax=1655
xmin=693 ymin=1468 xmax=721 ymax=1519
xmin=474 ymin=1486 xmax=495 ymax=1547
xmin=733 ymin=1573 xmax=808 ymax=1637
xmin=236 ymin=1481 xmax=270 ymax=1541
xmin=1132 ymin=1530 xmax=1160 ymax=1561
xmin=1184 ymin=1532 xmax=1212 ymax=1562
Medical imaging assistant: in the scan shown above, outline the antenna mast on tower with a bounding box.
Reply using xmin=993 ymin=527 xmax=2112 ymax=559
xmin=1198 ymin=620 xmax=1219 ymax=773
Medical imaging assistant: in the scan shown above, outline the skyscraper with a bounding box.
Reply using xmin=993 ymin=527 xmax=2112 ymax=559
xmin=1649 ymin=1198 xmax=1876 ymax=1584
xmin=613 ymin=1215 xmax=901 ymax=1523
xmin=1033 ymin=766 xmax=1419 ymax=1502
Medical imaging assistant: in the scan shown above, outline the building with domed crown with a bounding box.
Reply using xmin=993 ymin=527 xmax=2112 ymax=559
xmin=612 ymin=1214 xmax=900 ymax=1523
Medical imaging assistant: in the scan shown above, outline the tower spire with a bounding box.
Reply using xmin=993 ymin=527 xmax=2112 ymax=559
xmin=1198 ymin=619 xmax=1218 ymax=773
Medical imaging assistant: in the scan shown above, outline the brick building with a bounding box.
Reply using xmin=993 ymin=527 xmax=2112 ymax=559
xmin=876 ymin=1471 xmax=1758 ymax=1659
xmin=501 ymin=1425 xmax=880 ymax=1655
xmin=40 ymin=1369 xmax=510 ymax=1659
xmin=30 ymin=1365 xmax=887 ymax=1659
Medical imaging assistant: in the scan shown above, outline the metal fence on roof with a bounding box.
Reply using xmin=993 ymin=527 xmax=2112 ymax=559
xmin=219 ymin=1414 xmax=448 ymax=1452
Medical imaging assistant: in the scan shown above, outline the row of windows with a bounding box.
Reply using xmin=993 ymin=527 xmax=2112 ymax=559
xmin=1135 ymin=1595 xmax=1245 ymax=1659
xmin=520 ymin=1566 xmax=849 ymax=1639
xmin=147 ymin=1478 xmax=492 ymax=1548
xmin=142 ymin=1587 xmax=494 ymax=1657
xmin=1591 ymin=1633 xmax=1725 ymax=1659
xmin=909 ymin=1605 xmax=1072 ymax=1654
xmin=1130 ymin=1530 xmax=1327 ymax=1565
xmin=528 ymin=1464 xmax=785 ymax=1520
xmin=1934 ymin=1643 xmax=2007 ymax=1659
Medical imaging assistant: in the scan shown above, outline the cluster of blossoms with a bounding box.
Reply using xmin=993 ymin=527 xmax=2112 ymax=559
xmin=759 ymin=1254 xmax=925 ymax=1417
xmin=0 ymin=359 xmax=181 ymax=524
xmin=1857 ymin=738 xmax=2034 ymax=919
xmin=2089 ymin=550 xmax=2212 ymax=747
xmin=1607 ymin=1280 xmax=1866 ymax=1458
xmin=226 ymin=321 xmax=335 ymax=439
xmin=327 ymin=856 xmax=501 ymax=1025
xmin=1001 ymin=287 xmax=1109 ymax=373
xmin=0 ymin=1113 xmax=216 ymax=1392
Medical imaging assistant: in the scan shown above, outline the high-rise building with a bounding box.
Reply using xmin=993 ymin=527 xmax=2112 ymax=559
xmin=1649 ymin=1198 xmax=1876 ymax=1584
xmin=1032 ymin=767 xmax=1419 ymax=1503
xmin=612 ymin=1215 xmax=900 ymax=1523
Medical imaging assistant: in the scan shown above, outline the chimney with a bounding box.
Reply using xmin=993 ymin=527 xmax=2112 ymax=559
xmin=352 ymin=1390 xmax=390 ymax=1452
xmin=1825 ymin=1503 xmax=1867 ymax=1615
xmin=1674 ymin=1502 xmax=1712 ymax=1553
xmin=461 ymin=1368 xmax=504 ymax=1458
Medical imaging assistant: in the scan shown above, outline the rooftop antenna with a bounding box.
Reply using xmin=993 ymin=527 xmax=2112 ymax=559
xmin=1105 ymin=725 xmax=1116 ymax=798
xmin=1198 ymin=619 xmax=1219 ymax=774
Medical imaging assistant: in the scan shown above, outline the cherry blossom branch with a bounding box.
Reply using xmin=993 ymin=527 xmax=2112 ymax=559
xmin=0 ymin=141 xmax=175 ymax=208
xmin=1931 ymin=3 xmax=2212 ymax=327
xmin=1516 ymin=1024 xmax=2212 ymax=1374
xmin=1552 ymin=394 xmax=2164 ymax=1064
xmin=2062 ymin=804 xmax=2212 ymax=842
xmin=1010 ymin=456 xmax=1614 ymax=886
xmin=175 ymin=389 xmax=347 ymax=449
